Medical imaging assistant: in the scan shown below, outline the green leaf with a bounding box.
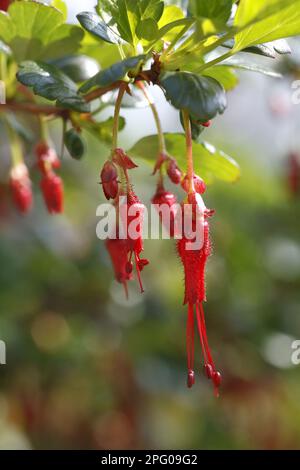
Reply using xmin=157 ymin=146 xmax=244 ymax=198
xmin=160 ymin=72 xmax=227 ymax=121
xmin=157 ymin=5 xmax=185 ymax=41
xmin=17 ymin=61 xmax=90 ymax=112
xmin=64 ymin=129 xmax=86 ymax=160
xmin=234 ymin=0 xmax=300 ymax=51
xmin=52 ymin=0 xmax=68 ymax=22
xmin=0 ymin=1 xmax=83 ymax=62
xmin=50 ymin=55 xmax=100 ymax=82
xmin=129 ymin=134 xmax=240 ymax=184
xmin=223 ymin=38 xmax=291 ymax=58
xmin=136 ymin=18 xmax=159 ymax=41
xmin=77 ymin=11 xmax=119 ymax=44
xmin=79 ymin=55 xmax=145 ymax=93
xmin=189 ymin=0 xmax=233 ymax=24
xmin=83 ymin=116 xmax=126 ymax=144
xmin=223 ymin=59 xmax=282 ymax=78
xmin=203 ymin=66 xmax=239 ymax=91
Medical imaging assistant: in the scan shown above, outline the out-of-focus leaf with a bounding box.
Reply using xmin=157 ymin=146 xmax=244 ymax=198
xmin=77 ymin=11 xmax=119 ymax=44
xmin=223 ymin=59 xmax=282 ymax=78
xmin=160 ymin=72 xmax=227 ymax=121
xmin=84 ymin=116 xmax=125 ymax=144
xmin=0 ymin=1 xmax=84 ymax=62
xmin=52 ymin=0 xmax=68 ymax=22
xmin=234 ymin=0 xmax=300 ymax=51
xmin=79 ymin=55 xmax=145 ymax=93
xmin=223 ymin=38 xmax=291 ymax=58
xmin=129 ymin=133 xmax=240 ymax=183
xmin=203 ymin=66 xmax=238 ymax=91
xmin=17 ymin=61 xmax=90 ymax=112
xmin=189 ymin=0 xmax=233 ymax=24
xmin=51 ymin=55 xmax=100 ymax=82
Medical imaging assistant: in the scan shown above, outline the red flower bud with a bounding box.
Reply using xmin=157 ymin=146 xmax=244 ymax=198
xmin=40 ymin=172 xmax=64 ymax=214
xmin=112 ymin=148 xmax=138 ymax=170
xmin=0 ymin=0 xmax=10 ymax=11
xmin=10 ymin=164 xmax=33 ymax=214
xmin=153 ymin=152 xmax=168 ymax=175
xmin=100 ymin=161 xmax=119 ymax=200
xmin=181 ymin=174 xmax=206 ymax=194
xmin=35 ymin=141 xmax=60 ymax=174
xmin=187 ymin=369 xmax=195 ymax=388
xmin=167 ymin=159 xmax=182 ymax=185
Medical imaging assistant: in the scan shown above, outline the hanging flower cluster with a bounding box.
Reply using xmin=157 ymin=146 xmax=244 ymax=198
xmin=7 ymin=139 xmax=63 ymax=215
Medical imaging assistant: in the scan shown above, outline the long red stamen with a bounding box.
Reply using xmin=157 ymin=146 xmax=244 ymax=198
xmin=134 ymin=251 xmax=144 ymax=294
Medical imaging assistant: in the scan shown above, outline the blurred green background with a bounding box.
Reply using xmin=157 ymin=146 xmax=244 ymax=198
xmin=0 ymin=1 xmax=300 ymax=451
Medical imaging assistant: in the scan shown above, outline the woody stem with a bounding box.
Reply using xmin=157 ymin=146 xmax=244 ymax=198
xmin=182 ymin=109 xmax=194 ymax=193
xmin=112 ymin=82 xmax=127 ymax=152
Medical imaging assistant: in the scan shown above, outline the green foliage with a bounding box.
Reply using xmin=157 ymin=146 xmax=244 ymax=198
xmin=17 ymin=61 xmax=90 ymax=112
xmin=2 ymin=0 xmax=300 ymax=186
xmin=79 ymin=55 xmax=146 ymax=93
xmin=0 ymin=1 xmax=83 ymax=62
xmin=130 ymin=134 xmax=240 ymax=184
xmin=160 ymin=72 xmax=227 ymax=121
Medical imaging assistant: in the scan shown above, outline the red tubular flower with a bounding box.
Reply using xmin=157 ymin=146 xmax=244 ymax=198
xmin=106 ymin=238 xmax=132 ymax=298
xmin=10 ymin=163 xmax=33 ymax=214
xmin=0 ymin=0 xmax=10 ymax=11
xmin=152 ymin=185 xmax=177 ymax=237
xmin=181 ymin=174 xmax=206 ymax=194
xmin=177 ymin=192 xmax=221 ymax=396
xmin=100 ymin=161 xmax=119 ymax=200
xmin=167 ymin=159 xmax=182 ymax=185
xmin=124 ymin=190 xmax=149 ymax=293
xmin=40 ymin=172 xmax=63 ymax=214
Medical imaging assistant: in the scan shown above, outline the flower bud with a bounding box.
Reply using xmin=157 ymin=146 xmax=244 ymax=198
xmin=167 ymin=159 xmax=182 ymax=184
xmin=10 ymin=163 xmax=33 ymax=214
xmin=112 ymin=148 xmax=138 ymax=170
xmin=100 ymin=161 xmax=119 ymax=200
xmin=40 ymin=172 xmax=64 ymax=214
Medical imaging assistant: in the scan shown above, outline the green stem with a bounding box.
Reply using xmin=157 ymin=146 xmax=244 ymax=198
xmin=39 ymin=116 xmax=49 ymax=142
xmin=196 ymin=50 xmax=233 ymax=73
xmin=0 ymin=53 xmax=7 ymax=81
xmin=182 ymin=109 xmax=194 ymax=194
xmin=5 ymin=120 xmax=24 ymax=167
xmin=137 ymin=81 xmax=166 ymax=154
xmin=112 ymin=82 xmax=127 ymax=152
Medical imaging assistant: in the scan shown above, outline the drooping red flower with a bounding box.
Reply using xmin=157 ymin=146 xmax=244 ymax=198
xmin=10 ymin=163 xmax=33 ymax=214
xmin=0 ymin=0 xmax=10 ymax=12
xmin=100 ymin=160 xmax=119 ymax=200
xmin=40 ymin=172 xmax=63 ymax=214
xmin=181 ymin=174 xmax=206 ymax=195
xmin=152 ymin=184 xmax=177 ymax=237
xmin=123 ymin=190 xmax=149 ymax=293
xmin=106 ymin=238 xmax=132 ymax=298
xmin=167 ymin=159 xmax=182 ymax=184
xmin=177 ymin=192 xmax=221 ymax=396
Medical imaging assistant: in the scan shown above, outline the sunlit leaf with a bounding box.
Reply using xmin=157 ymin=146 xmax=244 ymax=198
xmin=130 ymin=134 xmax=240 ymax=183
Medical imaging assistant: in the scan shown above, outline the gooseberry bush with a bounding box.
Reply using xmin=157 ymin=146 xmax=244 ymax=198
xmin=1 ymin=0 xmax=300 ymax=394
